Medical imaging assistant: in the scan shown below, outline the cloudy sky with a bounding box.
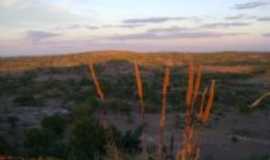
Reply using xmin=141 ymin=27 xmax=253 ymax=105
xmin=0 ymin=0 xmax=270 ymax=56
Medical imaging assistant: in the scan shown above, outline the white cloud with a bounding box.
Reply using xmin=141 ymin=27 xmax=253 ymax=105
xmin=234 ymin=1 xmax=270 ymax=10
xmin=0 ymin=1 xmax=90 ymax=28
xmin=0 ymin=0 xmax=37 ymax=9
xmin=0 ymin=0 xmax=19 ymax=8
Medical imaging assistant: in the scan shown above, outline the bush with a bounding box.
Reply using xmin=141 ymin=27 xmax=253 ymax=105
xmin=107 ymin=125 xmax=143 ymax=154
xmin=67 ymin=116 xmax=106 ymax=160
xmin=0 ymin=136 xmax=11 ymax=154
xmin=41 ymin=115 xmax=66 ymax=137
xmin=22 ymin=102 xmax=142 ymax=159
xmin=71 ymin=103 xmax=97 ymax=119
xmin=238 ymin=105 xmax=251 ymax=113
xmin=105 ymin=100 xmax=132 ymax=113
xmin=24 ymin=128 xmax=53 ymax=156
xmin=24 ymin=128 xmax=66 ymax=158
xmin=85 ymin=96 xmax=101 ymax=108
xmin=68 ymin=103 xmax=142 ymax=159
xmin=118 ymin=126 xmax=143 ymax=153
xmin=14 ymin=95 xmax=38 ymax=106
xmin=24 ymin=114 xmax=68 ymax=158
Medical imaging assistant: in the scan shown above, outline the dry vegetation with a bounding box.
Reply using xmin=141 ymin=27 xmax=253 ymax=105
xmin=176 ymin=64 xmax=216 ymax=160
xmin=249 ymin=92 xmax=270 ymax=109
xmin=1 ymin=51 xmax=270 ymax=72
xmin=86 ymin=60 xmax=217 ymax=160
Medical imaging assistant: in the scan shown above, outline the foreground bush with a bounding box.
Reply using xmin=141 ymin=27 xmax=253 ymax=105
xmin=67 ymin=116 xmax=107 ymax=160
xmin=23 ymin=104 xmax=142 ymax=160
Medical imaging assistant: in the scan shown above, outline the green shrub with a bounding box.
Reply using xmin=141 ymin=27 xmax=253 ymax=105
xmin=107 ymin=125 xmax=143 ymax=154
xmin=22 ymin=101 xmax=142 ymax=160
xmin=24 ymin=128 xmax=66 ymax=158
xmin=24 ymin=128 xmax=53 ymax=156
xmin=41 ymin=115 xmax=66 ymax=137
xmin=19 ymin=71 xmax=37 ymax=86
xmin=105 ymin=100 xmax=132 ymax=113
xmin=71 ymin=103 xmax=97 ymax=119
xmin=86 ymin=96 xmax=101 ymax=108
xmin=238 ymin=105 xmax=251 ymax=113
xmin=79 ymin=77 xmax=91 ymax=87
xmin=24 ymin=114 xmax=68 ymax=158
xmin=67 ymin=116 xmax=106 ymax=160
xmin=13 ymin=95 xmax=44 ymax=106
xmin=119 ymin=126 xmax=143 ymax=153
xmin=0 ymin=136 xmax=11 ymax=154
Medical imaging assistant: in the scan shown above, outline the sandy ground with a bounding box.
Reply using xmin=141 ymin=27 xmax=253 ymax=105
xmin=105 ymin=110 xmax=270 ymax=160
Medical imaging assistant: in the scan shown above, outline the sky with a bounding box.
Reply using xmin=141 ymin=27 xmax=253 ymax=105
xmin=0 ymin=0 xmax=270 ymax=56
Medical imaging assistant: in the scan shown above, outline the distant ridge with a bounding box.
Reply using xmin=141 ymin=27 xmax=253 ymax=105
xmin=0 ymin=51 xmax=270 ymax=72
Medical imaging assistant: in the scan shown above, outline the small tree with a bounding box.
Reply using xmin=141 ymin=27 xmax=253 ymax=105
xmin=67 ymin=116 xmax=107 ymax=160
xmin=24 ymin=128 xmax=52 ymax=157
xmin=41 ymin=115 xmax=66 ymax=137
xmin=24 ymin=115 xmax=68 ymax=158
